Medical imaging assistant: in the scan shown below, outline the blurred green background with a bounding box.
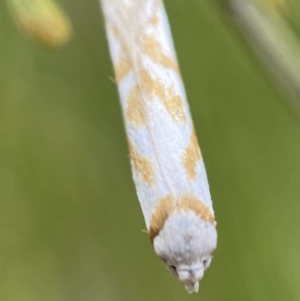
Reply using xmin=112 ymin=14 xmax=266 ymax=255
xmin=1 ymin=0 xmax=300 ymax=300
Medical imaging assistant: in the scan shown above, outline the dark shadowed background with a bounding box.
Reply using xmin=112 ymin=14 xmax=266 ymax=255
xmin=1 ymin=0 xmax=300 ymax=300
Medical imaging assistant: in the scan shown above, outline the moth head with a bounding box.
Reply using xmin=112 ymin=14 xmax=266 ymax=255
xmin=152 ymin=210 xmax=217 ymax=293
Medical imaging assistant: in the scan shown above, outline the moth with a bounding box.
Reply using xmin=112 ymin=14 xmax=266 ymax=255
xmin=100 ymin=0 xmax=217 ymax=293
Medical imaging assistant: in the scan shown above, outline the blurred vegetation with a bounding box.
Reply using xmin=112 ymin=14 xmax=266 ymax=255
xmin=1 ymin=0 xmax=300 ymax=300
xmin=7 ymin=0 xmax=72 ymax=47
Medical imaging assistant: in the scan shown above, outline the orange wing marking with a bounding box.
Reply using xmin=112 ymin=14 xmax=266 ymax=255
xmin=183 ymin=129 xmax=202 ymax=179
xmin=141 ymin=69 xmax=186 ymax=123
xmin=149 ymin=194 xmax=214 ymax=242
xmin=128 ymin=141 xmax=155 ymax=186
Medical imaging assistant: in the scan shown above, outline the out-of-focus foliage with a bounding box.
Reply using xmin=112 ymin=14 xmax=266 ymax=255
xmin=231 ymin=0 xmax=300 ymax=109
xmin=7 ymin=0 xmax=72 ymax=47
xmin=0 ymin=0 xmax=300 ymax=301
xmin=259 ymin=0 xmax=289 ymax=16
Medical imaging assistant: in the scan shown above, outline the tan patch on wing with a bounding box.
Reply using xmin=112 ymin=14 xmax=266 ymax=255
xmin=106 ymin=23 xmax=132 ymax=82
xmin=148 ymin=194 xmax=214 ymax=242
xmin=148 ymin=195 xmax=174 ymax=242
xmin=183 ymin=129 xmax=202 ymax=179
xmin=126 ymin=85 xmax=145 ymax=125
xmin=150 ymin=0 xmax=160 ymax=26
xmin=150 ymin=13 xmax=160 ymax=26
xmin=128 ymin=142 xmax=155 ymax=186
xmin=114 ymin=50 xmax=132 ymax=83
xmin=140 ymin=69 xmax=186 ymax=123
xmin=179 ymin=194 xmax=214 ymax=223
xmin=106 ymin=22 xmax=118 ymax=39
xmin=141 ymin=34 xmax=179 ymax=73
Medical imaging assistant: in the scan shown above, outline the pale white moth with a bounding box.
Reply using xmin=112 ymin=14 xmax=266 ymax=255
xmin=100 ymin=0 xmax=217 ymax=293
